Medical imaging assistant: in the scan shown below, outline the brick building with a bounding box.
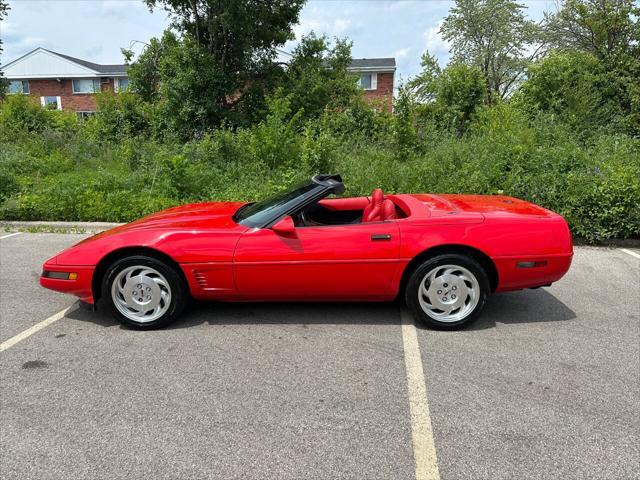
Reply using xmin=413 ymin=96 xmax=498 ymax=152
xmin=4 ymin=48 xmax=395 ymax=115
xmin=3 ymin=48 xmax=128 ymax=117
xmin=348 ymin=58 xmax=396 ymax=112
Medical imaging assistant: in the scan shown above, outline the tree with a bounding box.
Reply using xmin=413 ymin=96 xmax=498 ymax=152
xmin=122 ymin=37 xmax=166 ymax=103
xmin=123 ymin=0 xmax=305 ymax=138
xmin=541 ymin=0 xmax=639 ymax=134
xmin=143 ymin=0 xmax=304 ymax=110
xmin=393 ymin=84 xmax=417 ymax=152
xmin=0 ymin=0 xmax=10 ymax=99
xmin=131 ymin=32 xmax=239 ymax=139
xmin=280 ymin=33 xmax=359 ymax=121
xmin=407 ymin=52 xmax=442 ymax=103
xmin=440 ymin=0 xmax=542 ymax=102
xmin=543 ymin=0 xmax=639 ymax=60
xmin=410 ymin=56 xmax=486 ymax=135
xmin=517 ymin=51 xmax=626 ymax=131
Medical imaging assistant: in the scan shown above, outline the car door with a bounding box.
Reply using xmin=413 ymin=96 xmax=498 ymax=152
xmin=233 ymin=220 xmax=401 ymax=300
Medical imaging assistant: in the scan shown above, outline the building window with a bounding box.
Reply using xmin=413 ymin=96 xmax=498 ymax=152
xmin=357 ymin=73 xmax=377 ymax=91
xmin=72 ymin=79 xmax=101 ymax=94
xmin=8 ymin=80 xmax=30 ymax=94
xmin=114 ymin=78 xmax=129 ymax=92
xmin=40 ymin=96 xmax=62 ymax=110
xmin=77 ymin=111 xmax=95 ymax=120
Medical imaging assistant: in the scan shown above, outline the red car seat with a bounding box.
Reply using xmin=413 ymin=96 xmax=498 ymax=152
xmin=381 ymin=199 xmax=397 ymax=220
xmin=362 ymin=189 xmax=385 ymax=222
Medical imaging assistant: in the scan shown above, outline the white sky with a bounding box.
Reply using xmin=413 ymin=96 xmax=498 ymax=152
xmin=1 ymin=0 xmax=557 ymax=82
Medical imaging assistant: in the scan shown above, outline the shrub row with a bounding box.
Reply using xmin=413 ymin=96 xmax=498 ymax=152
xmin=1 ymin=95 xmax=638 ymax=242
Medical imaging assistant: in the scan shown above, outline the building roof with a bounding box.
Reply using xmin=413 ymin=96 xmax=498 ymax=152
xmin=277 ymin=49 xmax=395 ymax=72
xmin=348 ymin=58 xmax=396 ymax=69
xmin=3 ymin=47 xmax=128 ymax=78
xmin=50 ymin=50 xmax=128 ymax=75
xmin=5 ymin=47 xmax=394 ymax=79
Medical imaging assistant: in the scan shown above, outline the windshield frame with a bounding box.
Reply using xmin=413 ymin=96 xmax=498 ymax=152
xmin=233 ymin=175 xmax=344 ymax=228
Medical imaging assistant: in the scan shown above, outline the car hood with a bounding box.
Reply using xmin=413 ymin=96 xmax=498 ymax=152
xmin=77 ymin=201 xmax=246 ymax=244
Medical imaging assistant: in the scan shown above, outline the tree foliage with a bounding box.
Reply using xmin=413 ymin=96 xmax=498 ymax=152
xmin=440 ymin=0 xmax=542 ymax=101
xmin=543 ymin=0 xmax=639 ymax=60
xmin=279 ymin=33 xmax=359 ymax=122
xmin=409 ymin=54 xmax=486 ymax=135
xmin=517 ymin=51 xmax=627 ymax=132
xmin=407 ymin=52 xmax=442 ymax=103
xmin=143 ymin=0 xmax=303 ymax=109
xmin=124 ymin=2 xmax=366 ymax=138
xmin=122 ymin=37 xmax=166 ymax=103
xmin=126 ymin=28 xmax=360 ymax=139
xmin=541 ymin=0 xmax=640 ymax=134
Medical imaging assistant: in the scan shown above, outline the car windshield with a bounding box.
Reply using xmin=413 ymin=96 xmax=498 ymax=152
xmin=233 ymin=182 xmax=319 ymax=227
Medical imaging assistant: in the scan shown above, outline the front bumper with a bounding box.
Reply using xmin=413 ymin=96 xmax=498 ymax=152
xmin=40 ymin=262 xmax=96 ymax=304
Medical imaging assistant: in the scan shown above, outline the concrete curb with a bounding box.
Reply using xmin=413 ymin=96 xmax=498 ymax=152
xmin=1 ymin=221 xmax=124 ymax=234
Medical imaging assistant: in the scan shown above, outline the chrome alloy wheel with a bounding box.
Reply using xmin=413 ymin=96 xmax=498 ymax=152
xmin=418 ymin=264 xmax=480 ymax=323
xmin=111 ymin=265 xmax=172 ymax=323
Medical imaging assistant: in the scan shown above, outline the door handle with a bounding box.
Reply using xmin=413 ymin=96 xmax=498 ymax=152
xmin=371 ymin=234 xmax=392 ymax=241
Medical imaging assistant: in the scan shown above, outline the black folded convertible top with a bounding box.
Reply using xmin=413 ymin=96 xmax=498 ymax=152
xmin=312 ymin=174 xmax=345 ymax=195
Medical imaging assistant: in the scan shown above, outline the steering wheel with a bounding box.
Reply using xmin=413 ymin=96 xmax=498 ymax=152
xmin=300 ymin=209 xmax=309 ymax=226
xmin=299 ymin=208 xmax=322 ymax=226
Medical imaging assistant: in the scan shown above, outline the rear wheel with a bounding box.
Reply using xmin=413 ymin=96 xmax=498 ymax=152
xmin=102 ymin=255 xmax=187 ymax=329
xmin=406 ymin=254 xmax=489 ymax=330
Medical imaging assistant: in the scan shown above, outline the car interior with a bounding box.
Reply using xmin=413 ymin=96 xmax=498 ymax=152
xmin=293 ymin=188 xmax=405 ymax=227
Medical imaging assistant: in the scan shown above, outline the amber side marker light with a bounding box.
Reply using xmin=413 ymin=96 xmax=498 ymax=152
xmin=516 ymin=261 xmax=547 ymax=269
xmin=42 ymin=271 xmax=78 ymax=280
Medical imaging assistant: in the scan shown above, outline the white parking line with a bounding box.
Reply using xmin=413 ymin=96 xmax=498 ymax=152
xmin=620 ymin=248 xmax=640 ymax=260
xmin=0 ymin=307 xmax=71 ymax=353
xmin=0 ymin=232 xmax=22 ymax=240
xmin=401 ymin=309 xmax=441 ymax=480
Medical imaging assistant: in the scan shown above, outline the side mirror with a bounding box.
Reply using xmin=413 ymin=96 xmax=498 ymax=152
xmin=272 ymin=215 xmax=297 ymax=237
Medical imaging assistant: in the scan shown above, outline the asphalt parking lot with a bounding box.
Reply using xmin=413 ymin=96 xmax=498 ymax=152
xmin=0 ymin=232 xmax=638 ymax=480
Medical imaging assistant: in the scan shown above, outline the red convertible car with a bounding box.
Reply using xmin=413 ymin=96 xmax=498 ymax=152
xmin=40 ymin=174 xmax=573 ymax=329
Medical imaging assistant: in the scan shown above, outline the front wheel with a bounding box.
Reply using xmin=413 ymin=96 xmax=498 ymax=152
xmin=406 ymin=254 xmax=489 ymax=330
xmin=102 ymin=255 xmax=188 ymax=329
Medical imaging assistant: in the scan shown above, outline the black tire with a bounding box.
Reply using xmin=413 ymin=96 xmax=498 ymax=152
xmin=405 ymin=253 xmax=489 ymax=330
xmin=101 ymin=255 xmax=188 ymax=329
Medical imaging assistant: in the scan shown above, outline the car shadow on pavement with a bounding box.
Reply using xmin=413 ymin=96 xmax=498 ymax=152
xmin=172 ymin=301 xmax=403 ymax=329
xmin=467 ymin=288 xmax=576 ymax=330
xmin=65 ymin=287 xmax=575 ymax=331
xmin=63 ymin=300 xmax=403 ymax=330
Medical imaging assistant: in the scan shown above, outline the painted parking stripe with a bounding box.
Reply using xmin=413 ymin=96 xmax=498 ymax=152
xmin=0 ymin=232 xmax=22 ymax=240
xmin=620 ymin=248 xmax=640 ymax=260
xmin=401 ymin=309 xmax=441 ymax=480
xmin=0 ymin=307 xmax=71 ymax=353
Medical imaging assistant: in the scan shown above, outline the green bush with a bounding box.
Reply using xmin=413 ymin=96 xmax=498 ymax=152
xmin=516 ymin=51 xmax=629 ymax=134
xmin=0 ymin=95 xmax=78 ymax=139
xmin=87 ymin=92 xmax=153 ymax=142
xmin=414 ymin=63 xmax=486 ymax=135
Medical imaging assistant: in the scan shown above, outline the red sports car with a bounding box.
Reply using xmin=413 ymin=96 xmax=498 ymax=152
xmin=40 ymin=174 xmax=573 ymax=330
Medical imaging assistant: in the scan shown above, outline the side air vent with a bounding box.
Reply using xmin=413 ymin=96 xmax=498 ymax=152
xmin=189 ymin=266 xmax=234 ymax=292
xmin=193 ymin=270 xmax=209 ymax=289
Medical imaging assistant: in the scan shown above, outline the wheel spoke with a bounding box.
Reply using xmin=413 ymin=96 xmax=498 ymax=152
xmin=419 ymin=281 xmax=430 ymax=301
